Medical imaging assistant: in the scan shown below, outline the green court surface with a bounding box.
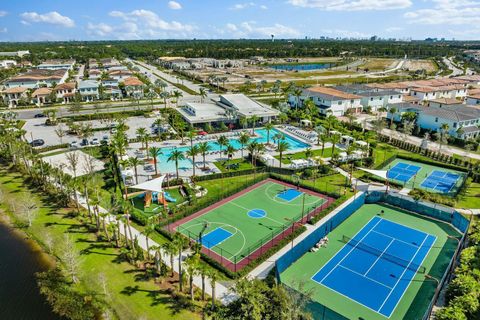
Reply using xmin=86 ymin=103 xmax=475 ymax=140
xmin=177 ymin=180 xmax=327 ymax=263
xmin=380 ymin=158 xmax=466 ymax=195
xmin=280 ymin=203 xmax=460 ymax=320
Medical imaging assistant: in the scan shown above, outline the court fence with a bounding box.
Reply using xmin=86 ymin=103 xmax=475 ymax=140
xmin=275 ymin=189 xmax=470 ymax=320
xmin=174 ymin=188 xmax=334 ymax=274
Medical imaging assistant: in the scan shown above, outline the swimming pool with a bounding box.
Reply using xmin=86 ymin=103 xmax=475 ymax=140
xmin=157 ymin=128 xmax=309 ymax=174
xmin=270 ymin=63 xmax=335 ymax=71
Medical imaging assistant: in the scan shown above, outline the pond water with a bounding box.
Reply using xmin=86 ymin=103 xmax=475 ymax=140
xmin=0 ymin=221 xmax=60 ymax=319
xmin=269 ymin=63 xmax=335 ymax=71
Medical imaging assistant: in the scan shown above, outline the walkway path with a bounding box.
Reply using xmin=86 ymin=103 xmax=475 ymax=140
xmin=74 ymin=191 xmax=236 ymax=304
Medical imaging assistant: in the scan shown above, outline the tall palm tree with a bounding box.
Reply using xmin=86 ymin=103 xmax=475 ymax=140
xmin=187 ymin=130 xmax=196 ymax=147
xmin=206 ymin=268 xmax=218 ymax=308
xmin=276 ymin=141 xmax=290 ymax=168
xmin=216 ymin=135 xmax=229 ymax=155
xmin=293 ymin=87 xmax=303 ymax=109
xmin=199 ymin=88 xmax=207 ymax=103
xmin=128 ymin=157 xmax=141 ymax=184
xmin=319 ymin=133 xmax=329 ymax=156
xmin=224 ymin=144 xmax=236 ymax=166
xmin=162 ymin=242 xmax=177 ymax=277
xmin=264 ymin=122 xmax=274 ymax=145
xmin=198 ymin=142 xmax=212 ymax=170
xmin=238 ymin=132 xmax=250 ymax=158
xmin=330 ymin=134 xmax=341 ymax=158
xmin=186 ymin=145 xmax=200 ymax=176
xmin=249 ymin=115 xmax=259 ymax=134
xmin=185 ymin=254 xmax=200 ymax=301
xmin=239 ymin=117 xmax=248 ymax=129
xmin=153 ymin=117 xmax=165 ymax=140
xmin=172 ymin=233 xmax=187 ymax=292
xmin=142 ymin=223 xmax=156 ymax=261
xmin=388 ymin=106 xmax=397 ymax=128
xmin=167 ymin=149 xmax=185 ymax=179
xmin=247 ymin=141 xmax=258 ymax=166
xmin=148 ymin=147 xmax=162 ymax=176
xmin=159 ymin=91 xmax=170 ymax=108
xmin=172 ymin=90 xmax=183 ymax=107
xmin=136 ymin=127 xmax=148 ymax=150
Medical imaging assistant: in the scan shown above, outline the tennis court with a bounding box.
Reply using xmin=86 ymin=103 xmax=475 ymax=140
xmin=173 ymin=179 xmax=330 ymax=268
xmin=381 ymin=158 xmax=466 ymax=195
xmin=280 ymin=203 xmax=461 ymax=320
xmin=421 ymin=170 xmax=461 ymax=193
xmin=311 ymin=216 xmax=436 ymax=318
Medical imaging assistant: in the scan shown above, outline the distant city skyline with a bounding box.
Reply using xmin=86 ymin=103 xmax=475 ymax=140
xmin=0 ymin=0 xmax=479 ymax=42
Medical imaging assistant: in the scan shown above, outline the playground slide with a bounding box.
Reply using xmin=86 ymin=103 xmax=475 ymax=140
xmin=164 ymin=191 xmax=177 ymax=203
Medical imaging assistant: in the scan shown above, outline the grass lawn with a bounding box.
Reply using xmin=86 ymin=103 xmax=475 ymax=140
xmin=456 ymin=180 xmax=480 ymax=209
xmin=0 ymin=165 xmax=201 ymax=320
xmin=196 ymin=173 xmax=267 ymax=200
xmin=275 ymin=148 xmax=334 ymax=165
xmin=214 ymin=158 xmax=255 ymax=173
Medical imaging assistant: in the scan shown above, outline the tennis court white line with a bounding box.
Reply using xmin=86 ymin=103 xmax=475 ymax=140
xmin=317 ymin=218 xmax=383 ymax=284
xmin=338 ymin=265 xmax=393 ymax=290
xmin=377 ymin=233 xmax=429 ymax=312
xmin=371 ymin=230 xmax=420 ymax=249
xmin=364 ymin=238 xmax=395 ymax=276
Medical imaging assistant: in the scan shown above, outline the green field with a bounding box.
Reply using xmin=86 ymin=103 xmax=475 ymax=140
xmin=177 ymin=180 xmax=327 ymax=263
xmin=280 ymin=203 xmax=460 ymax=320
xmin=381 ymin=158 xmax=467 ymax=195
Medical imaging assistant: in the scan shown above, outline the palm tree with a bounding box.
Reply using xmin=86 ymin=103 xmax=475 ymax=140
xmin=162 ymin=242 xmax=177 ymax=277
xmin=198 ymin=142 xmax=212 ymax=170
xmin=238 ymin=132 xmax=250 ymax=158
xmin=330 ymin=134 xmax=341 ymax=158
xmin=172 ymin=233 xmax=187 ymax=292
xmin=293 ymin=87 xmax=303 ymax=109
xmin=172 ymin=90 xmax=183 ymax=107
xmin=148 ymin=146 xmax=162 ymax=176
xmin=159 ymin=91 xmax=170 ymax=108
xmin=199 ymin=88 xmax=207 ymax=103
xmin=239 ymin=117 xmax=248 ymax=129
xmin=249 ymin=115 xmax=259 ymax=134
xmin=319 ymin=133 xmax=329 ymax=156
xmin=206 ymin=268 xmax=218 ymax=308
xmin=142 ymin=223 xmax=156 ymax=261
xmin=388 ymin=106 xmax=397 ymax=128
xmin=224 ymin=144 xmax=236 ymax=166
xmin=247 ymin=141 xmax=258 ymax=166
xmin=128 ymin=157 xmax=141 ymax=184
xmin=187 ymin=130 xmax=196 ymax=147
xmin=264 ymin=122 xmax=274 ymax=145
xmin=185 ymin=254 xmax=200 ymax=301
xmin=216 ymin=135 xmax=229 ymax=155
xmin=305 ymin=147 xmax=313 ymax=160
xmin=198 ymin=263 xmax=208 ymax=301
xmin=276 ymin=141 xmax=290 ymax=168
xmin=136 ymin=127 xmax=148 ymax=150
xmin=153 ymin=117 xmax=165 ymax=140
xmin=167 ymin=149 xmax=185 ymax=179
xmin=186 ymin=145 xmax=200 ymax=176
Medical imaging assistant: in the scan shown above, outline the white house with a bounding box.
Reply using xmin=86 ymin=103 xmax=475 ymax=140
xmin=427 ymin=98 xmax=463 ymax=108
xmin=1 ymin=86 xmax=28 ymax=107
xmin=37 ymin=59 xmax=75 ymax=71
xmin=0 ymin=60 xmax=17 ymax=69
xmin=218 ymin=93 xmax=280 ymax=122
xmin=78 ymin=80 xmax=99 ymax=102
xmin=4 ymin=69 xmax=68 ymax=89
xmin=335 ymin=85 xmax=403 ymax=112
xmin=290 ymin=86 xmax=362 ymax=116
xmin=54 ymin=82 xmax=76 ymax=104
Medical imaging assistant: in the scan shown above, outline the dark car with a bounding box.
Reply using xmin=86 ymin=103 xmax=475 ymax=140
xmin=80 ymin=138 xmax=89 ymax=146
xmin=30 ymin=139 xmax=45 ymax=147
xmin=34 ymin=113 xmax=46 ymax=118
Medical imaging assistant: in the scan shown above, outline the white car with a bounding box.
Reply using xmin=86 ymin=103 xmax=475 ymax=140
xmin=69 ymin=141 xmax=79 ymax=149
xmin=90 ymin=138 xmax=100 ymax=145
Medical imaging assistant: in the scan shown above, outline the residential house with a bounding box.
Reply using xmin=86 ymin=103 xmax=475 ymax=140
xmin=427 ymin=98 xmax=463 ymax=108
xmin=36 ymin=59 xmax=75 ymax=71
xmin=54 ymin=82 xmax=76 ymax=104
xmin=1 ymin=86 xmax=28 ymax=107
xmin=108 ymin=69 xmax=132 ymax=81
xmin=217 ymin=93 xmax=280 ymax=123
xmin=467 ymin=94 xmax=480 ymax=106
xmin=290 ymin=86 xmax=362 ymax=116
xmin=335 ymin=85 xmax=403 ymax=112
xmin=31 ymin=87 xmax=53 ymax=106
xmin=101 ymin=78 xmax=122 ymax=100
xmin=0 ymin=60 xmax=17 ymax=69
xmin=122 ymin=77 xmax=145 ymax=99
xmin=4 ymin=69 xmax=68 ymax=89
xmin=78 ymin=80 xmax=99 ymax=102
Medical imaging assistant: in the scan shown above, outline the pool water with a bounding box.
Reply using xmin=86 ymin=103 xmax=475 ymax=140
xmin=157 ymin=128 xmax=309 ymax=174
xmin=270 ymin=63 xmax=335 ymax=71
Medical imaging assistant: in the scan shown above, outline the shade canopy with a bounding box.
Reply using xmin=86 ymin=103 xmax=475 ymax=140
xmin=358 ymin=168 xmax=388 ymax=180
xmin=130 ymin=175 xmax=166 ymax=193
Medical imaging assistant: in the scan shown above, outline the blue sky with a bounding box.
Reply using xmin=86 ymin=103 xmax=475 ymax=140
xmin=0 ymin=0 xmax=479 ymax=41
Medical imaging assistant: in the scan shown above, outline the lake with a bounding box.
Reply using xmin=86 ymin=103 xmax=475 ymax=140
xmin=269 ymin=63 xmax=335 ymax=71
xmin=0 ymin=221 xmax=60 ymax=320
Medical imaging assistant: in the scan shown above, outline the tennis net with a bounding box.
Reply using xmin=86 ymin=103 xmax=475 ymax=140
xmin=341 ymin=235 xmax=426 ymax=274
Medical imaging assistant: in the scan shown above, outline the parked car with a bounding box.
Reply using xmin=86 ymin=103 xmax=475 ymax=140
xmin=80 ymin=138 xmax=89 ymax=146
xmin=34 ymin=113 xmax=45 ymax=118
xmin=102 ymin=135 xmax=109 ymax=142
xmin=30 ymin=139 xmax=45 ymax=147
xmin=90 ymin=138 xmax=99 ymax=145
xmin=69 ymin=141 xmax=79 ymax=149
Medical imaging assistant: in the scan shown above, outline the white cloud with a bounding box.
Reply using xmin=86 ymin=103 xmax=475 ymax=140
xmin=168 ymin=1 xmax=182 ymax=10
xmin=230 ymin=2 xmax=256 ymax=10
xmin=221 ymin=21 xmax=300 ymax=38
xmin=20 ymin=11 xmax=75 ymax=27
xmin=260 ymin=5 xmax=268 ymax=9
xmin=0 ymin=11 xmax=8 ymax=17
xmin=405 ymin=0 xmax=480 ymax=25
xmin=288 ymin=0 xmax=412 ymax=11
xmin=385 ymin=27 xmax=403 ymax=33
xmin=322 ymin=29 xmax=369 ymax=38
xmin=0 ymin=27 xmax=7 ymax=33
xmin=109 ymin=9 xmax=193 ymax=32
xmin=86 ymin=23 xmax=114 ymax=37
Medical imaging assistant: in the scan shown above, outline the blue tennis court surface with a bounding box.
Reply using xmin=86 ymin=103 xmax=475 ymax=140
xmin=387 ymin=162 xmax=421 ymax=183
xmin=421 ymin=170 xmax=460 ymax=193
xmin=200 ymin=227 xmax=233 ymax=249
xmin=312 ymin=216 xmax=436 ymax=318
xmin=276 ymin=188 xmax=303 ymax=202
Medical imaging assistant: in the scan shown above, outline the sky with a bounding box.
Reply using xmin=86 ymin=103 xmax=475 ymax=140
xmin=0 ymin=0 xmax=479 ymax=42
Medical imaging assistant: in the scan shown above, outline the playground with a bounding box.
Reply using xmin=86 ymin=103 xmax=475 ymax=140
xmin=280 ymin=203 xmax=461 ymax=320
xmin=170 ymin=178 xmax=332 ymax=271
xmin=380 ymin=158 xmax=466 ymax=195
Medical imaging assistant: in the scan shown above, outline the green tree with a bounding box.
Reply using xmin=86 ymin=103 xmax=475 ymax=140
xmin=148 ymin=146 xmax=162 ymax=176
xmin=167 ymin=149 xmax=186 ymax=179
xmin=264 ymin=122 xmax=274 ymax=145
xmin=186 ymin=144 xmax=200 ymax=176
xmin=198 ymin=142 xmax=212 ymax=170
xmin=276 ymin=141 xmax=290 ymax=169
